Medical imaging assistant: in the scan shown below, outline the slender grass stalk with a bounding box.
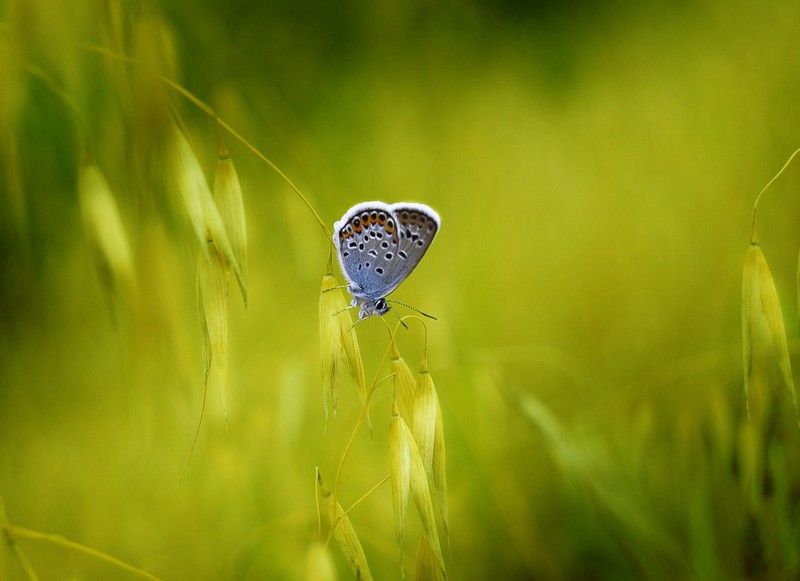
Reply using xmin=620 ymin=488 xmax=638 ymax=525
xmin=751 ymin=147 xmax=800 ymax=243
xmin=325 ymin=475 xmax=391 ymax=546
xmin=1 ymin=499 xmax=39 ymax=581
xmin=81 ymin=44 xmax=332 ymax=244
xmin=332 ymin=369 xmax=396 ymax=502
xmin=1 ymin=524 xmax=160 ymax=580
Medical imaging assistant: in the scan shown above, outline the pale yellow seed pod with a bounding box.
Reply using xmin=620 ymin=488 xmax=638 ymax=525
xmin=304 ymin=542 xmax=337 ymax=581
xmin=415 ymin=537 xmax=445 ymax=581
xmin=78 ymin=165 xmax=136 ymax=293
xmin=413 ymin=370 xmax=438 ymax=473
xmin=213 ymin=141 xmax=248 ymax=305
xmin=316 ymin=470 xmax=373 ymax=581
xmin=396 ymin=414 xmax=446 ymax=578
xmin=170 ymin=125 xmax=244 ymax=288
xmin=742 ymin=243 xmax=798 ymax=420
xmin=392 ymin=349 xmax=417 ymax=424
xmin=432 ymin=394 xmax=449 ymax=538
xmin=197 ymin=246 xmax=229 ymax=423
xmin=389 ymin=409 xmax=412 ymax=549
xmin=319 ymin=274 xmax=370 ymax=429
xmin=340 ymin=320 xmax=368 ymax=429
xmin=319 ymin=275 xmax=345 ymax=425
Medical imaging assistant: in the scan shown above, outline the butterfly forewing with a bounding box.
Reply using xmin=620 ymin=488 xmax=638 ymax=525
xmin=333 ymin=201 xmax=440 ymax=301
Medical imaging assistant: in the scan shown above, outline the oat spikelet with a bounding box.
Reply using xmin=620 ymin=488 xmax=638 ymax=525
xmin=170 ymin=124 xmax=244 ymax=287
xmin=318 ymin=274 xmax=370 ymax=429
xmin=415 ymin=538 xmax=446 ymax=581
xmin=197 ymin=245 xmax=229 ymax=424
xmin=431 ymin=382 xmax=449 ymax=541
xmin=393 ymin=412 xmax=446 ymax=578
xmin=213 ymin=139 xmax=248 ymax=305
xmin=390 ymin=404 xmax=412 ymax=552
xmin=78 ymin=164 xmax=135 ymax=293
xmin=304 ymin=542 xmax=337 ymax=581
xmin=341 ymin=318 xmax=369 ymax=431
xmin=320 ymin=275 xmax=346 ymax=425
xmin=316 ymin=470 xmax=374 ymax=581
xmin=392 ymin=345 xmax=418 ymax=425
xmin=413 ymin=361 xmax=438 ymax=473
xmin=742 ymin=242 xmax=798 ymax=420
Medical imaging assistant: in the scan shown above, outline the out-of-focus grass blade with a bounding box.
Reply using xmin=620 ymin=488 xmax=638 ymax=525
xmin=304 ymin=542 xmax=337 ymax=581
xmin=78 ymin=164 xmax=136 ymax=295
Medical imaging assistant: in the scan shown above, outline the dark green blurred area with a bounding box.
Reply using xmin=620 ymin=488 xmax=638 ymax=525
xmin=2 ymin=0 xmax=800 ymax=579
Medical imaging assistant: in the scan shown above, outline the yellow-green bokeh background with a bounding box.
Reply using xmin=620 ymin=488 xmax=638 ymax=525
xmin=2 ymin=0 xmax=800 ymax=578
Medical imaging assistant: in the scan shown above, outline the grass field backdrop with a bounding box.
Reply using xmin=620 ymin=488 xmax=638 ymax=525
xmin=2 ymin=0 xmax=800 ymax=579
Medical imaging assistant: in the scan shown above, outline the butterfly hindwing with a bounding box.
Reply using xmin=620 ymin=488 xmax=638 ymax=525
xmin=333 ymin=202 xmax=399 ymax=298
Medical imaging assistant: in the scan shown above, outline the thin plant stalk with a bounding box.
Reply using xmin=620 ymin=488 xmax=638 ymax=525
xmin=1 ymin=524 xmax=160 ymax=581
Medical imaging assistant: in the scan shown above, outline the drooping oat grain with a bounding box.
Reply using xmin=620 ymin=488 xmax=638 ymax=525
xmin=390 ymin=405 xmax=412 ymax=551
xmin=319 ymin=274 xmax=370 ymax=429
xmin=394 ymin=412 xmax=446 ymax=578
xmin=415 ymin=537 xmax=446 ymax=581
xmin=213 ymin=139 xmax=248 ymax=305
xmin=319 ymin=274 xmax=345 ymax=425
xmin=197 ymin=245 xmax=229 ymax=423
xmin=742 ymin=242 xmax=798 ymax=421
xmin=316 ymin=470 xmax=373 ymax=581
xmin=170 ymin=124 xmax=244 ymax=287
xmin=392 ymin=344 xmax=417 ymax=424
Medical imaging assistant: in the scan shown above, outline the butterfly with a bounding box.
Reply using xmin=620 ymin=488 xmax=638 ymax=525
xmin=333 ymin=201 xmax=441 ymax=319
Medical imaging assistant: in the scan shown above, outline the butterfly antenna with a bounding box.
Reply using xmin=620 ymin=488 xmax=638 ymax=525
xmin=386 ymin=300 xmax=438 ymax=320
xmin=393 ymin=310 xmax=409 ymax=329
xmin=332 ymin=305 xmax=357 ymax=316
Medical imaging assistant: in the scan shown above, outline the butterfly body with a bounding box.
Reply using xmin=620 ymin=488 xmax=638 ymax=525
xmin=333 ymin=201 xmax=440 ymax=319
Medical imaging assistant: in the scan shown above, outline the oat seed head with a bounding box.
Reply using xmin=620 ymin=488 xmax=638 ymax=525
xmin=390 ymin=409 xmax=412 ymax=552
xmin=170 ymin=124 xmax=244 ymax=289
xmin=197 ymin=245 xmax=229 ymax=424
xmin=320 ymin=275 xmax=345 ymax=425
xmin=741 ymin=243 xmax=798 ymax=422
xmin=213 ymin=140 xmax=248 ymax=305
xmin=392 ymin=350 xmax=417 ymax=425
xmin=316 ymin=470 xmax=374 ymax=581
xmin=396 ymin=413 xmax=446 ymax=578
xmin=415 ymin=537 xmax=446 ymax=581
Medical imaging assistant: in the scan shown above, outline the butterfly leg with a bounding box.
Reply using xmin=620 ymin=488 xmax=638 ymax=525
xmin=321 ymin=284 xmax=350 ymax=294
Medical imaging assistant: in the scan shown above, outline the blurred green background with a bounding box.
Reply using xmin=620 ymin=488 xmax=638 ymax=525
xmin=2 ymin=0 xmax=800 ymax=578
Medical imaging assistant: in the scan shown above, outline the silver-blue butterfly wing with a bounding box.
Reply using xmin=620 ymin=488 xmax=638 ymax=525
xmin=333 ymin=201 xmax=440 ymax=300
